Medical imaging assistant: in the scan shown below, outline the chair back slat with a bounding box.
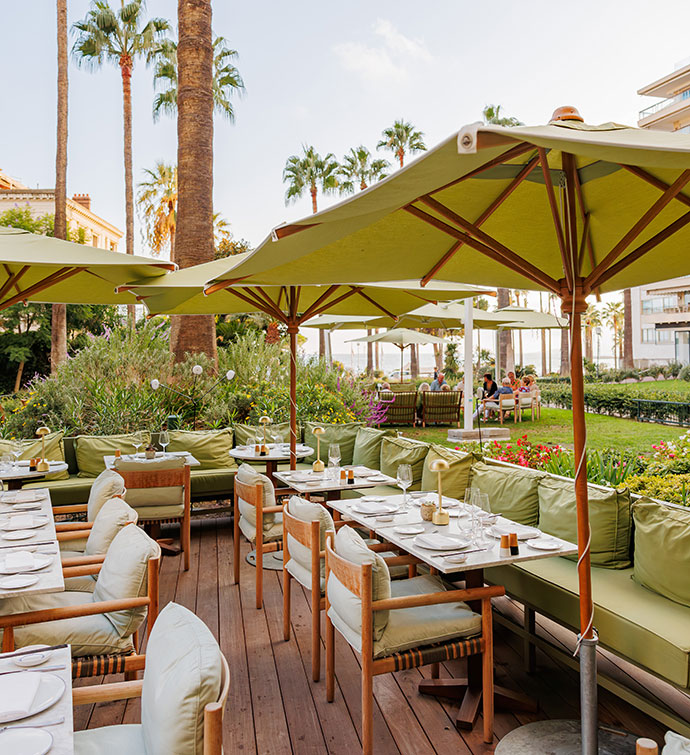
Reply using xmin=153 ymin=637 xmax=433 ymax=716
xmin=284 ymin=508 xmax=318 ymax=549
xmin=234 ymin=477 xmax=264 ymax=508
xmin=325 ymin=537 xmax=365 ymax=598
xmin=117 ymin=466 xmax=188 ymax=490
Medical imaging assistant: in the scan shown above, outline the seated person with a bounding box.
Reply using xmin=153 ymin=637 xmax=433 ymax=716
xmin=507 ymin=371 xmax=520 ymax=391
xmin=481 ymin=372 xmax=498 ymax=398
xmin=441 ymin=383 xmax=451 ymax=391
xmin=430 ymin=372 xmax=447 ymax=391
xmin=518 ymin=375 xmax=532 ymax=392
xmin=474 ymin=377 xmax=514 ymax=420
xmin=418 ymin=382 xmax=431 ymax=391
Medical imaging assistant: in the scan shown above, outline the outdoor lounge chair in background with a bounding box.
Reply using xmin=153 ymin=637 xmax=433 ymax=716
xmin=497 ymin=393 xmax=519 ymax=424
xmin=421 ymin=390 xmax=463 ymax=427
xmin=378 ymin=389 xmax=418 ymax=426
xmin=518 ymin=391 xmax=536 ymax=421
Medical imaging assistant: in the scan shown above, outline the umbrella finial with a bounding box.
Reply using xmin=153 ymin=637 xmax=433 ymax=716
xmin=550 ymin=106 xmax=584 ymax=123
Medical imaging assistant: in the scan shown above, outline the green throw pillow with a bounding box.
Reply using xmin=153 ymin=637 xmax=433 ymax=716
xmin=351 ymin=427 xmax=393 ymax=469
xmin=233 ymin=422 xmax=292 ymax=447
xmin=303 ymin=421 xmax=363 ymax=465
xmin=470 ymin=461 xmax=543 ymax=526
xmin=379 ymin=437 xmax=429 ymax=491
xmin=633 ymin=498 xmax=690 ymax=607
xmin=0 ymin=431 xmax=69 ymax=480
xmin=421 ymin=445 xmax=476 ymax=499
xmin=75 ymin=432 xmax=151 ymax=478
xmin=167 ymin=428 xmax=234 ymax=469
xmin=538 ymin=477 xmax=632 ymax=568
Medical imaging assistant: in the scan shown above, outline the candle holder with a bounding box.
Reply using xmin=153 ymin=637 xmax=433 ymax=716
xmin=259 ymin=416 xmax=271 ymax=456
xmin=312 ymin=427 xmax=325 ymax=472
xmin=429 ymin=458 xmax=450 ymax=525
xmin=35 ymin=426 xmax=50 ymax=473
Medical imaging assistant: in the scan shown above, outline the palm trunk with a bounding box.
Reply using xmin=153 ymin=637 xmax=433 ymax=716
xmin=14 ymin=362 xmax=24 ymax=394
xmin=374 ymin=331 xmax=380 ymax=371
xmin=119 ymin=56 xmax=136 ymax=325
xmin=318 ymin=330 xmax=326 ymax=359
xmin=518 ymin=329 xmax=523 ymax=369
xmin=171 ymin=0 xmax=217 ymax=365
xmin=560 ymin=317 xmax=570 ymax=375
xmin=585 ymin=327 xmax=593 ymax=362
xmin=398 ymin=148 xmax=404 ymax=168
xmin=539 ymin=294 xmax=547 ymax=376
xmin=366 ymin=330 xmax=373 ymax=374
xmin=310 ymin=186 xmax=318 ymax=214
xmin=497 ymin=288 xmax=510 ymax=378
xmin=409 ymin=343 xmax=418 ymax=379
xmin=623 ymin=288 xmax=634 ymax=369
xmin=52 ymin=0 xmax=68 ymax=373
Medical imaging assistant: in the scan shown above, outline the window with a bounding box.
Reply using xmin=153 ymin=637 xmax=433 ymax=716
xmin=641 ymin=328 xmax=656 ymax=343
xmin=642 ymin=328 xmax=674 ymax=344
xmin=657 ymin=329 xmax=674 ymax=343
xmin=642 ymin=296 xmax=678 ymax=313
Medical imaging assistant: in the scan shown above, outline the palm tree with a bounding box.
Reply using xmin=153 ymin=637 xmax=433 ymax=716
xmin=482 ymin=104 xmax=524 ymax=127
xmin=170 ymin=0 xmax=216 ymax=363
xmin=137 ymin=162 xmax=177 ymax=256
xmin=72 ymin=1 xmax=170 ymax=269
xmin=603 ymin=301 xmax=625 ymax=369
xmin=339 ymin=146 xmax=388 ymax=194
xmin=514 ymin=289 xmax=529 ymax=367
xmin=497 ymin=288 xmax=513 ymax=377
xmin=377 ymin=120 xmax=426 ymax=168
xmin=583 ymin=304 xmax=602 ymax=363
xmin=283 ymin=146 xmax=339 ymax=214
xmin=52 ymin=0 xmax=68 ymax=373
xmin=623 ymin=288 xmax=634 ymax=369
xmin=152 ymin=35 xmax=244 ymax=121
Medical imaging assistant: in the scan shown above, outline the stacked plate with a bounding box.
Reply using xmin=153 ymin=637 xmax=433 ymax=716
xmin=350 ymin=501 xmax=399 ymax=515
xmin=412 ymin=533 xmax=470 ymax=551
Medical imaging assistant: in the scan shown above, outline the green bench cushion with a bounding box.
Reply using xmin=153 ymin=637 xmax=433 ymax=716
xmin=352 ymin=427 xmax=394 ymax=468
xmin=422 ymin=445 xmax=475 ymax=500
xmin=303 ymin=422 xmax=363 ymax=465
xmin=167 ymin=429 xmax=234 ymax=469
xmin=23 ymin=476 xmax=93 ymax=507
xmin=485 ymin=557 xmax=690 ymax=688
xmin=233 ymin=422 xmax=292 ymax=447
xmin=189 ymin=468 xmax=235 ymax=499
xmin=75 ymin=433 xmax=151 ymax=478
xmin=470 ymin=461 xmax=543 ymax=526
xmin=0 ymin=431 xmax=69 ymax=480
xmin=380 ymin=437 xmax=429 ymax=491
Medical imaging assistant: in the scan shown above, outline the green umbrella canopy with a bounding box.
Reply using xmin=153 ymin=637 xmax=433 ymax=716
xmin=0 ymin=226 xmax=174 ymax=307
xmin=202 ymin=116 xmax=690 ymax=296
xmin=346 ymin=327 xmax=445 ymax=347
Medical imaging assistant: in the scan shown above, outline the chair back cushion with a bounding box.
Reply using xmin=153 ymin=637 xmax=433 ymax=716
xmin=538 ymin=477 xmax=632 ymax=568
xmin=75 ymin=432 xmax=152 ymax=478
xmin=470 ymin=461 xmax=543 ymax=526
xmin=142 ymin=602 xmax=223 ymax=755
xmin=93 ymin=524 xmax=160 ymax=637
xmin=303 ymin=422 xmax=363 ymax=465
xmin=379 ymin=437 xmax=429 ymax=490
xmin=286 ymin=496 xmax=334 ymax=584
xmin=234 ymin=422 xmax=292 ymax=447
xmin=351 ymin=427 xmax=393 ymax=469
xmin=0 ymin=431 xmax=69 ymax=480
xmin=116 ymin=457 xmax=186 ymax=510
xmin=85 ymin=497 xmax=138 ymax=555
xmin=633 ymin=498 xmax=690 ymax=607
xmin=167 ymin=428 xmax=234 ymax=469
xmin=236 ymin=463 xmax=276 ymax=530
xmin=327 ymin=525 xmax=391 ymax=646
xmin=421 ymin=445 xmax=476 ymax=499
xmin=87 ymin=468 xmax=127 ymax=521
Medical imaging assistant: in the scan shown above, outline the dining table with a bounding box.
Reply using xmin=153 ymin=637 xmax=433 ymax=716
xmin=104 ymin=450 xmax=200 ymax=469
xmin=0 ymin=462 xmax=69 ymax=491
xmin=326 ymin=492 xmax=578 ymax=730
xmin=0 ymin=644 xmax=74 ymax=754
xmin=230 ymin=444 xmax=313 ymax=482
xmin=0 ymin=488 xmax=64 ymax=599
xmin=273 ymin=465 xmax=397 ymax=500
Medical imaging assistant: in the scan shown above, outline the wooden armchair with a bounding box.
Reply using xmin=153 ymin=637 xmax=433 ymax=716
xmin=378 ymin=390 xmax=418 ymax=427
xmin=498 ymin=392 xmax=519 ymax=424
xmin=325 ymin=528 xmax=502 ymax=753
xmin=421 ymin=390 xmax=463 ymax=427
xmin=517 ymin=390 xmax=536 ymax=421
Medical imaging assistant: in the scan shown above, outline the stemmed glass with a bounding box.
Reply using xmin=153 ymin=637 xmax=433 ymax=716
xmin=475 ymin=492 xmax=492 ymax=544
xmin=397 ymin=464 xmax=413 ymax=507
xmin=159 ymin=430 xmax=170 ymax=457
xmin=11 ymin=442 xmax=22 ymax=470
xmin=328 ymin=444 xmax=341 ymax=480
xmin=133 ymin=430 xmax=145 ymax=458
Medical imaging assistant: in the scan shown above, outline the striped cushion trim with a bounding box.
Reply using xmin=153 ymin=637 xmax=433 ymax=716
xmin=72 ymin=651 xmax=133 ymax=679
xmin=389 ymin=635 xmax=484 ymax=671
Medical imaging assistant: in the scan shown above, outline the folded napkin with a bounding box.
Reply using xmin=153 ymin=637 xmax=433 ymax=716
xmin=6 ymin=514 xmax=34 ymax=530
xmin=4 ymin=551 xmax=34 ymax=570
xmin=352 ymin=502 xmax=383 ymax=514
xmin=0 ymin=671 xmax=41 ymax=722
xmin=415 ymin=533 xmax=465 ymax=549
xmin=492 ymin=520 xmax=540 ymax=540
xmin=14 ymin=491 xmax=44 ymax=503
xmin=352 ymin=466 xmax=374 ymax=477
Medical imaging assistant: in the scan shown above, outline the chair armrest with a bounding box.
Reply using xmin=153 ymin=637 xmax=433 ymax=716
xmin=380 ymin=555 xmax=420 ymax=567
xmin=262 ymin=505 xmax=284 ymax=514
xmin=371 ymin=585 xmax=504 ymax=612
xmin=62 ymin=564 xmax=102 ymax=578
xmin=61 ymin=554 xmax=106 ymax=567
xmin=57 ymin=531 xmax=92 ymax=543
xmin=0 ymin=597 xmax=150 ymax=629
xmin=53 ymin=504 xmax=87 ymax=516
xmin=72 ymin=679 xmax=143 ymax=706
xmin=56 ymin=522 xmax=93 ymax=533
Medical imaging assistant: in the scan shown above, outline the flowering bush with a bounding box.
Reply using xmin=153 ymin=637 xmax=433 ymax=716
xmin=626 ymin=472 xmax=690 ymax=505
xmin=483 ymin=435 xmax=557 ymax=468
xmin=645 ymin=432 xmax=690 ymax=475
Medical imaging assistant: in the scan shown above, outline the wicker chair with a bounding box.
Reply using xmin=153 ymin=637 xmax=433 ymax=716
xmin=378 ymin=390 xmax=418 ymax=426
xmin=421 ymin=390 xmax=463 ymax=427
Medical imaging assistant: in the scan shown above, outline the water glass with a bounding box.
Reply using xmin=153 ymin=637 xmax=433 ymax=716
xmin=11 ymin=443 xmax=21 ymax=469
xmin=397 ymin=463 xmax=413 ymax=506
xmin=133 ymin=430 xmax=146 ymax=457
xmin=159 ymin=430 xmax=170 ymax=457
xmin=328 ymin=444 xmax=341 ymax=468
xmin=476 ymin=492 xmax=492 ymax=543
xmin=0 ymin=454 xmax=12 ymax=473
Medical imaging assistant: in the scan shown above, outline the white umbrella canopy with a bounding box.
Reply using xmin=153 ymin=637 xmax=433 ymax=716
xmin=494 ymin=305 xmax=567 ymax=329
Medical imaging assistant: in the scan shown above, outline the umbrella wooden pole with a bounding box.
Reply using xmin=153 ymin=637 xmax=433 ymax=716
xmin=287 ymin=320 xmax=298 ymax=471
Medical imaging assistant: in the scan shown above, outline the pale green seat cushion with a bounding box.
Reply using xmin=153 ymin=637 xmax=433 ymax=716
xmin=285 ymin=496 xmax=334 ymax=590
xmin=75 ymin=433 xmax=151 ymax=478
xmin=0 ymin=591 xmax=135 ymax=657
xmin=352 ymin=427 xmax=393 ymax=469
xmin=75 ymin=725 xmax=145 ymax=754
xmin=373 ymin=574 xmax=481 ymax=659
xmin=238 ymin=513 xmax=283 ymax=544
xmin=59 ymin=535 xmax=88 ymax=554
xmin=130 ymin=504 xmax=186 ymax=520
xmin=85 ymin=498 xmax=138 ymax=555
xmin=117 ymin=457 xmax=185 ymax=516
xmin=379 ymin=437 xmax=429 ymax=491
xmin=470 ymin=461 xmax=544 ymax=526
xmin=167 ymin=428 xmax=234 ymax=469
xmin=93 ymin=525 xmax=161 ymax=638
xmin=485 ymin=557 xmax=690 ymax=688
xmin=236 ymin=463 xmax=277 ymax=531
xmin=327 ymin=525 xmax=391 ymax=647
xmin=538 ymin=477 xmax=632 ymax=568
xmin=0 ymin=431 xmax=69 ymax=480
xmin=421 ymin=445 xmax=476 ymax=499
xmin=61 ymin=550 xmax=97 ymax=593
xmin=633 ymin=498 xmax=690 ymax=607
xmin=234 ymin=422 xmax=291 ymax=447
xmin=87 ymin=469 xmax=127 ymax=521
xmin=23 ymin=476 xmax=93 ymax=508
xmin=189 ymin=468 xmax=235 ymax=497
xmin=142 ymin=602 xmax=223 ymax=755
xmin=303 ymin=421 xmax=363 ymax=465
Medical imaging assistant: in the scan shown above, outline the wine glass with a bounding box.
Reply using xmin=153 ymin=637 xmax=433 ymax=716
xmin=397 ymin=463 xmax=413 ymax=507
xmin=132 ymin=430 xmax=145 ymax=457
xmin=11 ymin=442 xmax=22 ymax=470
xmin=159 ymin=430 xmax=170 ymax=457
xmin=328 ymin=444 xmax=341 ymax=480
xmin=476 ymin=492 xmax=492 ymax=544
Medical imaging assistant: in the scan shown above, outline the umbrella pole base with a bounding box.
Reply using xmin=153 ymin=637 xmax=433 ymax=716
xmin=246 ymin=549 xmax=284 ymax=571
xmin=494 ymin=720 xmax=640 ymax=754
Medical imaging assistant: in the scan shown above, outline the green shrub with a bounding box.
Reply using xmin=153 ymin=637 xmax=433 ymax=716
xmin=626 ymin=473 xmax=690 ymax=506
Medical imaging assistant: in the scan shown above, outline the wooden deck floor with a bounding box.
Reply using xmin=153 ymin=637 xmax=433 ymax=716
xmin=74 ymin=517 xmax=685 ymax=753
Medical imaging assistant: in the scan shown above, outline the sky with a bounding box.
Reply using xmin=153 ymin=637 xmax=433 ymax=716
xmin=1 ymin=0 xmax=689 ymax=363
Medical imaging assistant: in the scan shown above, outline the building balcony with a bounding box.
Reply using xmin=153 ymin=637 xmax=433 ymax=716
xmin=638 ymin=94 xmax=690 ymax=131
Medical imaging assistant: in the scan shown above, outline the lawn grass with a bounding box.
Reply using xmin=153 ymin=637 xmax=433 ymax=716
xmin=402 ymin=407 xmax=686 ymax=455
xmin=621 ymin=379 xmax=690 ymax=396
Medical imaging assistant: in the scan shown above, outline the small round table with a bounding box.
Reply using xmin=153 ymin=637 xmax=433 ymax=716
xmin=0 ymin=461 xmax=69 ymax=490
xmin=229 ymin=444 xmax=313 ymax=482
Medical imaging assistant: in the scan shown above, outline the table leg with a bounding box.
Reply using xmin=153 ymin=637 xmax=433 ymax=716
xmin=417 ymin=569 xmax=537 ymax=729
xmin=265 ymin=460 xmax=278 ymax=482
xmin=5 ymin=480 xmax=23 ymax=491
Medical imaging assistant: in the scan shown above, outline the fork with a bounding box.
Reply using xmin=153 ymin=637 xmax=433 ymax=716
xmin=0 ymin=716 xmax=65 ymax=732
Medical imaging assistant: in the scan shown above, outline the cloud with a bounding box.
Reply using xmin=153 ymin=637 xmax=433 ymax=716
xmin=333 ymin=19 xmax=433 ymax=84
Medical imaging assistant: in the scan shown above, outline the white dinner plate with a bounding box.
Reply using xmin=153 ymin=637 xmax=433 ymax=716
xmin=359 ymin=496 xmax=385 ymax=502
xmin=0 ymin=575 xmax=40 ymax=590
xmin=16 ymin=461 xmax=31 ymax=468
xmin=0 ymin=672 xmax=65 ymax=723
xmin=0 ymin=517 xmax=49 ymax=532
xmin=0 ymin=492 xmax=45 ymax=504
xmin=394 ymin=525 xmax=425 ymax=535
xmin=527 ymin=538 xmax=562 ymax=551
xmin=487 ymin=524 xmax=540 ymax=541
xmin=412 ymin=534 xmax=471 ymax=551
xmin=1 ymin=531 xmax=36 ymax=542
xmin=0 ymin=554 xmax=51 ymax=575
xmin=11 ymin=646 xmax=52 ymax=668
xmin=351 ymin=502 xmax=399 ymax=515
xmin=367 ymin=475 xmax=389 ymax=482
xmin=411 ymin=497 xmax=460 ymax=508
xmin=0 ymin=728 xmax=53 ymax=755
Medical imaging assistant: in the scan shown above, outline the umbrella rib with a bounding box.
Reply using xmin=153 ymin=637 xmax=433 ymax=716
xmin=249 ymin=286 xmax=287 ymax=322
xmin=0 ymin=267 xmax=85 ymax=310
xmin=352 ymin=288 xmax=398 ymax=320
xmin=408 ymin=200 xmax=560 ymax=293
xmin=562 ymin=152 xmax=579 ymax=291
xmin=588 ymin=209 xmax=690 ymax=292
xmin=620 ymin=165 xmax=690 ymax=209
xmin=204 ymin=275 xmax=252 ymax=296
xmin=573 ymin=168 xmax=598 ymax=281
xmin=298 ymin=285 xmax=340 ymax=321
xmin=272 ymin=221 xmax=319 ymax=241
xmin=0 ymin=265 xmax=29 ymax=301
xmin=420 ymin=154 xmax=540 ymax=286
xmin=585 ymin=168 xmax=690 ymax=290
xmin=577 ymin=213 xmax=591 ymax=277
xmin=537 ymin=148 xmax=570 ymax=287
xmin=223 ymin=287 xmax=286 ymax=323
xmin=300 ymin=287 xmax=360 ymax=323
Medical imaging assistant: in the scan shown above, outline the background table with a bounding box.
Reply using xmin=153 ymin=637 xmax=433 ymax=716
xmin=274 ymin=466 xmax=397 ymax=500
xmin=0 ymin=645 xmax=74 ymax=754
xmin=104 ymin=451 xmax=200 ymax=469
xmin=0 ymin=462 xmax=69 ymax=491
xmin=230 ymin=445 xmax=312 ymax=481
